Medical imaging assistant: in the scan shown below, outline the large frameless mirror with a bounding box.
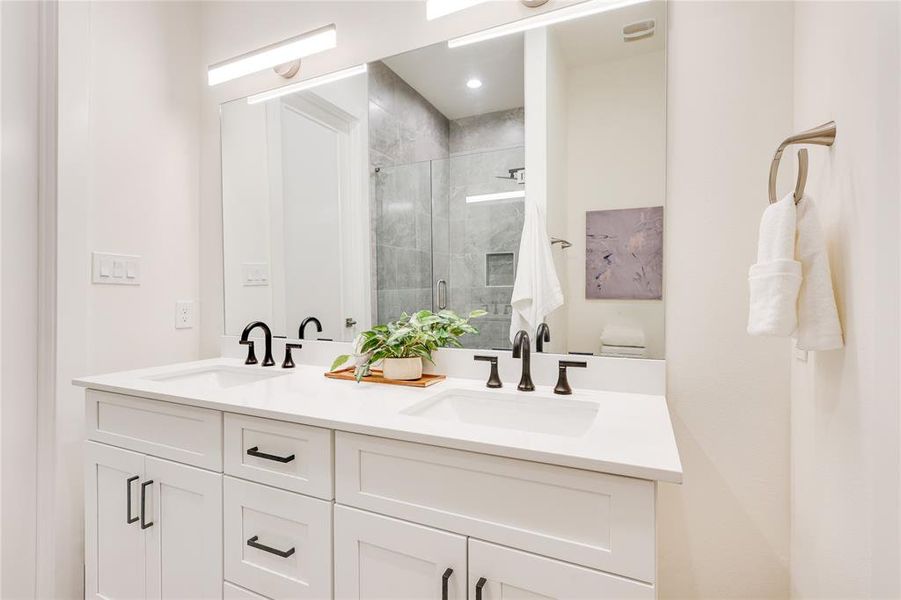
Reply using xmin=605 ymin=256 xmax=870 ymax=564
xmin=221 ymin=0 xmax=666 ymax=358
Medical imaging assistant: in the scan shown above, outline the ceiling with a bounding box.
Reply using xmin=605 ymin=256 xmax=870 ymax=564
xmin=553 ymin=1 xmax=666 ymax=68
xmin=382 ymin=34 xmax=524 ymax=121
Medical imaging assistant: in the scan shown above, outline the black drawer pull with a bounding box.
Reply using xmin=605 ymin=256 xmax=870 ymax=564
xmin=441 ymin=568 xmax=453 ymax=600
xmin=246 ymin=446 xmax=295 ymax=463
xmin=247 ymin=535 xmax=295 ymax=558
xmin=140 ymin=480 xmax=153 ymax=529
xmin=475 ymin=577 xmax=487 ymax=600
xmin=126 ymin=476 xmax=139 ymax=524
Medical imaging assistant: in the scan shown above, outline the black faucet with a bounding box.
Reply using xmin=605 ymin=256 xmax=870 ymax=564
xmin=474 ymin=355 xmax=502 ymax=388
xmin=511 ymin=330 xmax=535 ymax=392
xmin=240 ymin=321 xmax=275 ymax=366
xmin=299 ymin=317 xmax=322 ymax=340
xmin=536 ymin=323 xmax=551 ymax=352
xmin=554 ymin=360 xmax=587 ymax=395
xmin=282 ymin=342 xmax=302 ymax=368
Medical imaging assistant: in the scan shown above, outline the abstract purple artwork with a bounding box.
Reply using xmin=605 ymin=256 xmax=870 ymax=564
xmin=585 ymin=206 xmax=663 ymax=300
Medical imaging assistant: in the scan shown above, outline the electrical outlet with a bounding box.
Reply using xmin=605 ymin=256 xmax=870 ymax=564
xmin=175 ymin=300 xmax=194 ymax=329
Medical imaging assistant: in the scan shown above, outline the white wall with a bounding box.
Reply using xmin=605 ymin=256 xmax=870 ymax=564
xmin=562 ymin=49 xmax=666 ymax=358
xmin=0 ymin=1 xmax=40 ymax=596
xmin=52 ymin=2 xmax=203 ymax=596
xmin=660 ymin=2 xmax=794 ymax=597
xmin=791 ymin=2 xmax=901 ymax=598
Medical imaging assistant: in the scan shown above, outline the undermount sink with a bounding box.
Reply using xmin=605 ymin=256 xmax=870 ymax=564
xmin=146 ymin=365 xmax=285 ymax=390
xmin=402 ymin=389 xmax=599 ymax=437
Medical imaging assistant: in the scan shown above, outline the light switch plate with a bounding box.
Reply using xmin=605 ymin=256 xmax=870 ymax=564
xmin=242 ymin=262 xmax=270 ymax=286
xmin=92 ymin=252 xmax=140 ymax=285
xmin=175 ymin=300 xmax=194 ymax=329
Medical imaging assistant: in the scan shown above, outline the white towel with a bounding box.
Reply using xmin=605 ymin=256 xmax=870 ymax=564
xmin=509 ymin=201 xmax=564 ymax=342
xmin=793 ymin=196 xmax=843 ymax=350
xmin=748 ymin=194 xmax=803 ymax=336
xmin=600 ymin=344 xmax=647 ymax=358
xmin=600 ymin=324 xmax=646 ymax=348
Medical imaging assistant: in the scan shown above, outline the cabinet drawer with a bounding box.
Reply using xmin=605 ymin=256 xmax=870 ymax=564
xmin=86 ymin=390 xmax=222 ymax=470
xmin=224 ymin=581 xmax=270 ymax=599
xmin=224 ymin=414 xmax=333 ymax=499
xmin=224 ymin=476 xmax=332 ymax=600
xmin=469 ymin=539 xmax=654 ymax=599
xmin=335 ymin=432 xmax=655 ymax=583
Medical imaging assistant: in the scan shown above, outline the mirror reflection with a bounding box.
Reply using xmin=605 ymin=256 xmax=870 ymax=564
xmin=221 ymin=2 xmax=666 ymax=358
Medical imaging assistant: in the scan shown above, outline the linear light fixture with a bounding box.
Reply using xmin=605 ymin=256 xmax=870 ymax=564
xmin=447 ymin=0 xmax=650 ymax=48
xmin=208 ymin=24 xmax=337 ymax=86
xmin=247 ymin=64 xmax=368 ymax=105
xmin=426 ymin=0 xmax=490 ymax=20
xmin=466 ymin=190 xmax=526 ymax=204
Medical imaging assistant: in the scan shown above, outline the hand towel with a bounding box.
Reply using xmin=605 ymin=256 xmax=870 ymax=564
xmin=748 ymin=194 xmax=803 ymax=336
xmin=793 ymin=196 xmax=843 ymax=350
xmin=600 ymin=344 xmax=647 ymax=358
xmin=600 ymin=324 xmax=646 ymax=349
xmin=509 ymin=201 xmax=564 ymax=342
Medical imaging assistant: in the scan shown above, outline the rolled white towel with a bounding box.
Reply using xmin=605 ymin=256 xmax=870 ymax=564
xmin=748 ymin=194 xmax=803 ymax=336
xmin=600 ymin=325 xmax=646 ymax=348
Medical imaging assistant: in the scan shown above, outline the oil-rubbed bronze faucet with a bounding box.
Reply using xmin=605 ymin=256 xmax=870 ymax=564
xmin=512 ymin=330 xmax=535 ymax=391
xmin=536 ymin=322 xmax=551 ymax=352
xmin=298 ymin=316 xmax=322 ymax=339
xmin=240 ymin=321 xmax=275 ymax=366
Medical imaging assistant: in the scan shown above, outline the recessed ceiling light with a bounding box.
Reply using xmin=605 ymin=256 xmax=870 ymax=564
xmin=466 ymin=78 xmax=483 ymax=89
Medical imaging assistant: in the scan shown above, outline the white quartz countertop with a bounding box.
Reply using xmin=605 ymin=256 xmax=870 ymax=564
xmin=74 ymin=358 xmax=682 ymax=483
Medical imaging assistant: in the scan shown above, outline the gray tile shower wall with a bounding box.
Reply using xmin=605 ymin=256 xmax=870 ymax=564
xmin=369 ymin=62 xmax=449 ymax=324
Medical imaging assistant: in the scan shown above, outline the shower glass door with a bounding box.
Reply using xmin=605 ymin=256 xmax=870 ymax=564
xmin=431 ymin=146 xmax=526 ymax=350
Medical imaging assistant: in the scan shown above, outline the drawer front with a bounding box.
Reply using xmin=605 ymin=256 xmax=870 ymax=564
xmin=469 ymin=539 xmax=654 ymax=599
xmin=85 ymin=390 xmax=222 ymax=470
xmin=224 ymin=414 xmax=333 ymax=499
xmin=335 ymin=432 xmax=655 ymax=583
xmin=224 ymin=476 xmax=332 ymax=600
xmin=224 ymin=581 xmax=270 ymax=599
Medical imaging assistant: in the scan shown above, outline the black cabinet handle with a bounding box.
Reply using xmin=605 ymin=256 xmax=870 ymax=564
xmin=246 ymin=446 xmax=295 ymax=463
xmin=126 ymin=476 xmax=139 ymax=524
xmin=441 ymin=568 xmax=453 ymax=600
xmin=247 ymin=535 xmax=295 ymax=558
xmin=140 ymin=480 xmax=154 ymax=529
xmin=475 ymin=577 xmax=487 ymax=600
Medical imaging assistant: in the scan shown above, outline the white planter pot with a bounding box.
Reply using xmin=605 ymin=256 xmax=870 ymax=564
xmin=382 ymin=357 xmax=422 ymax=381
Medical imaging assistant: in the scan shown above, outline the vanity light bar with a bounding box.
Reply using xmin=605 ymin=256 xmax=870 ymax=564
xmin=208 ymin=24 xmax=337 ymax=86
xmin=426 ymin=0 xmax=490 ymax=20
xmin=447 ymin=0 xmax=651 ymax=48
xmin=466 ymin=190 xmax=526 ymax=204
xmin=246 ymin=63 xmax=368 ymax=105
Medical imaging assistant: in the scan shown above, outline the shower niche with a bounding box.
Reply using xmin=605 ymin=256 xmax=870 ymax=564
xmin=220 ymin=1 xmax=667 ymax=358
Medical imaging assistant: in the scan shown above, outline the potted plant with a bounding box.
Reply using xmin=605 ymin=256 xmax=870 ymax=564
xmin=331 ymin=309 xmax=486 ymax=381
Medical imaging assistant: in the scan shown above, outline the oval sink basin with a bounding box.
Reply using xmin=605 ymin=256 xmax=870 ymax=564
xmin=146 ymin=365 xmax=285 ymax=390
xmin=402 ymin=389 xmax=599 ymax=437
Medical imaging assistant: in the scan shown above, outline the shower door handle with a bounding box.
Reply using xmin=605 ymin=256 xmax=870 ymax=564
xmin=436 ymin=279 xmax=447 ymax=310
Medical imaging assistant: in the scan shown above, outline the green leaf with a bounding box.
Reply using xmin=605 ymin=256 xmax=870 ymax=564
xmin=331 ymin=355 xmax=350 ymax=371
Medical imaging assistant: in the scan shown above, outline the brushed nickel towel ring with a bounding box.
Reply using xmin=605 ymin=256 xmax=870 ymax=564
xmin=768 ymin=121 xmax=836 ymax=204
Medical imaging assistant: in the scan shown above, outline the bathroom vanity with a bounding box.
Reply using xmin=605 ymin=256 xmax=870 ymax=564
xmin=76 ymin=359 xmax=680 ymax=600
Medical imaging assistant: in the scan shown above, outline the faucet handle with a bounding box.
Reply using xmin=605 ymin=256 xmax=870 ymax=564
xmin=473 ymin=355 xmax=502 ymax=388
xmin=554 ymin=360 xmax=587 ymax=395
xmin=239 ymin=339 xmax=258 ymax=365
xmin=282 ymin=343 xmax=303 ymax=369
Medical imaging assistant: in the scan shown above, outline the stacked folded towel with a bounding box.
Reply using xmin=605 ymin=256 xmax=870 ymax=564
xmin=748 ymin=194 xmax=842 ymax=350
xmin=599 ymin=325 xmax=647 ymax=358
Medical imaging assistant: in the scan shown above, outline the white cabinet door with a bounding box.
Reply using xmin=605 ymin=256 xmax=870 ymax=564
xmin=85 ymin=441 xmax=146 ymax=600
xmin=468 ymin=540 xmax=654 ymax=600
xmin=144 ymin=456 xmax=222 ymax=600
xmin=334 ymin=505 xmax=467 ymax=600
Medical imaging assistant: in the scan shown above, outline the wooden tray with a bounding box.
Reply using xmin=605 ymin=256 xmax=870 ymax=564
xmin=324 ymin=367 xmax=446 ymax=388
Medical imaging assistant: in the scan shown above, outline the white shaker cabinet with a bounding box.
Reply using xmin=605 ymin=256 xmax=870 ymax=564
xmin=334 ymin=505 xmax=467 ymax=600
xmin=84 ymin=440 xmax=223 ymax=600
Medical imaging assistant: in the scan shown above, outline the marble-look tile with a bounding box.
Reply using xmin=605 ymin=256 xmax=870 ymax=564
xmin=449 ymin=107 xmax=525 ymax=155
xmin=367 ymin=61 xmax=397 ymax=115
xmin=369 ymin=101 xmax=400 ymax=163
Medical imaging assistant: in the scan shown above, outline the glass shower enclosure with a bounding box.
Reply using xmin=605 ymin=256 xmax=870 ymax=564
xmin=372 ymin=145 xmax=525 ymax=350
